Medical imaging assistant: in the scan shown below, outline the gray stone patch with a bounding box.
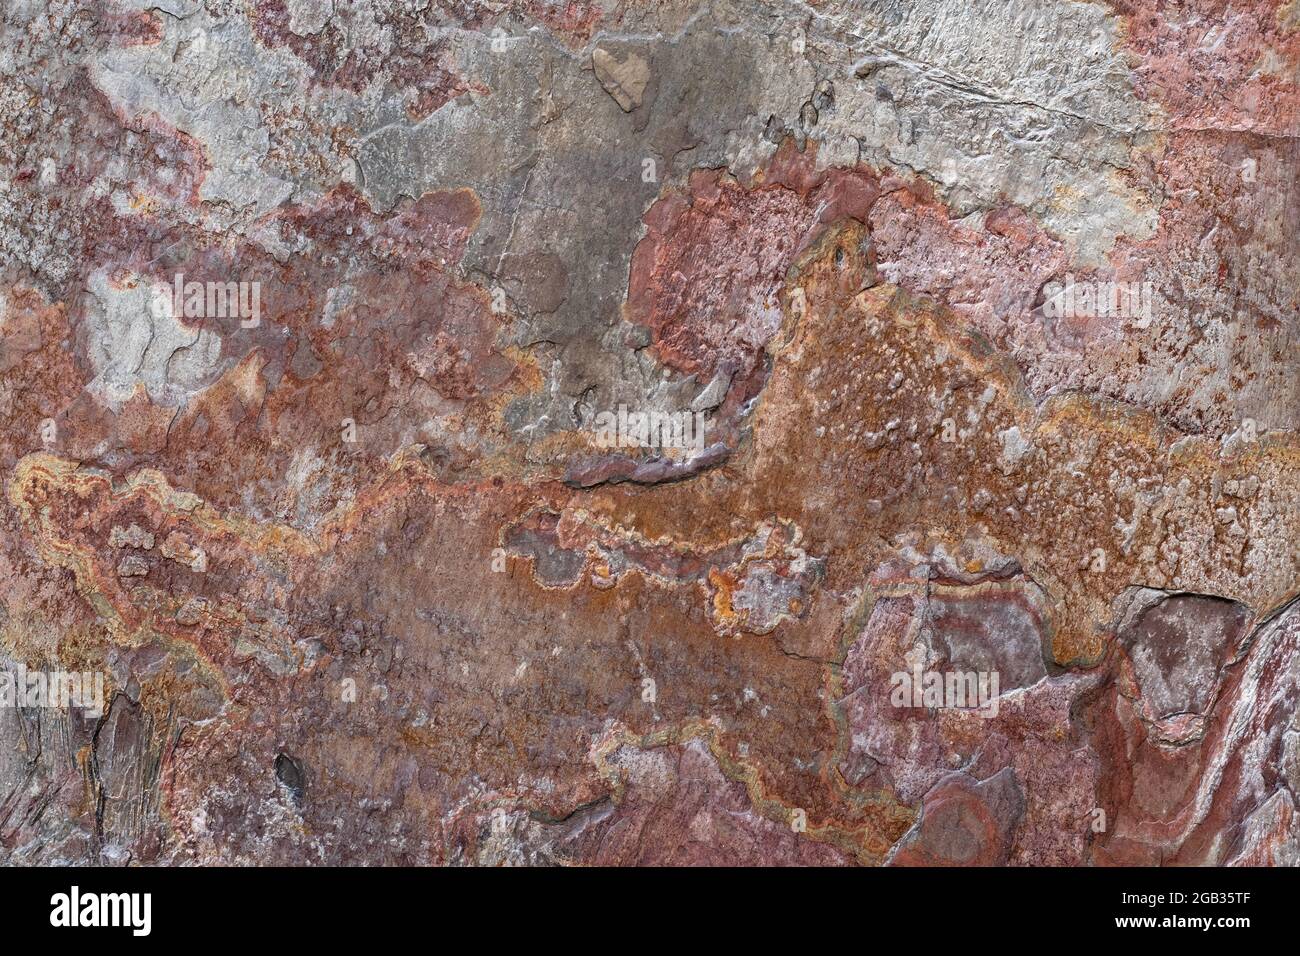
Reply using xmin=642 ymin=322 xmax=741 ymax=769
xmin=84 ymin=269 xmax=225 ymax=410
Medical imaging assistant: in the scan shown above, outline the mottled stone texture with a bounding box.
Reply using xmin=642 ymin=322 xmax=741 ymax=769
xmin=0 ymin=0 xmax=1296 ymax=866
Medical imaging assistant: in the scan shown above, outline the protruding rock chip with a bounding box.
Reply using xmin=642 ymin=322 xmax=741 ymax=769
xmin=592 ymin=48 xmax=649 ymax=112
xmin=1118 ymin=590 xmax=1252 ymax=730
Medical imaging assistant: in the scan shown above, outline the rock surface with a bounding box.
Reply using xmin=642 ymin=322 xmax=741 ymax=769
xmin=0 ymin=0 xmax=1295 ymax=866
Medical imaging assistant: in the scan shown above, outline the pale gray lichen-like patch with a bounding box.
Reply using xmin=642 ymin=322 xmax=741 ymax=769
xmin=84 ymin=269 xmax=225 ymax=410
xmin=810 ymin=0 xmax=1160 ymax=262
xmin=87 ymin=2 xmax=363 ymax=230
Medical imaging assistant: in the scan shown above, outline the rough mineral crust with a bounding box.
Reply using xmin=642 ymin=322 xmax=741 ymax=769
xmin=0 ymin=0 xmax=1296 ymax=867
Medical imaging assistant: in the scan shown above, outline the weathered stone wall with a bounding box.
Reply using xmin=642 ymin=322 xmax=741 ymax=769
xmin=0 ymin=0 xmax=1296 ymax=865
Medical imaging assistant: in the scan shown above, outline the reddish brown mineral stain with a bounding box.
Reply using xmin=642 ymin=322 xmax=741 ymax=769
xmin=627 ymin=142 xmax=879 ymax=380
